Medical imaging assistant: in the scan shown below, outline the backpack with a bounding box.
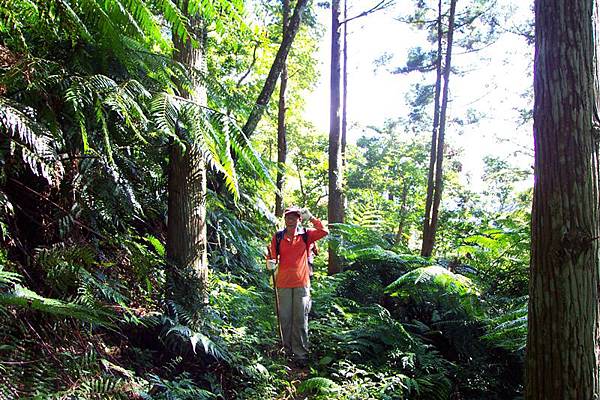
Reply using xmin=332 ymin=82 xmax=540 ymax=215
xmin=275 ymin=228 xmax=309 ymax=257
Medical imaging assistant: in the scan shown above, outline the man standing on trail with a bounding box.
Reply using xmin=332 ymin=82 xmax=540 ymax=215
xmin=267 ymin=206 xmax=328 ymax=367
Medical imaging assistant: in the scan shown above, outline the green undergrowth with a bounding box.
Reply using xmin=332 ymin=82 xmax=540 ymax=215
xmin=0 ymin=223 xmax=525 ymax=399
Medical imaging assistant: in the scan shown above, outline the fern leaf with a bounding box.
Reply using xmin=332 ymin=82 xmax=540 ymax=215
xmin=0 ymin=97 xmax=62 ymax=184
xmin=54 ymin=0 xmax=93 ymax=41
xmin=155 ymin=0 xmax=191 ymax=44
xmin=0 ymin=284 xmax=115 ymax=326
xmin=298 ymin=377 xmax=340 ymax=395
xmin=0 ymin=268 xmax=21 ymax=287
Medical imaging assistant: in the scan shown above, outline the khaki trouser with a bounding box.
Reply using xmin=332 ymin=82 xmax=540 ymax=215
xmin=277 ymin=287 xmax=311 ymax=360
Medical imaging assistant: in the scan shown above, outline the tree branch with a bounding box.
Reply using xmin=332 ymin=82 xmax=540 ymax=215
xmin=242 ymin=0 xmax=310 ymax=137
xmin=341 ymin=0 xmax=395 ymax=25
xmin=236 ymin=40 xmax=261 ymax=88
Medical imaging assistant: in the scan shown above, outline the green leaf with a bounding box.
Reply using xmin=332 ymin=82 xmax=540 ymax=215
xmin=298 ymin=377 xmax=340 ymax=395
xmin=144 ymin=235 xmax=165 ymax=256
xmin=319 ymin=355 xmax=334 ymax=365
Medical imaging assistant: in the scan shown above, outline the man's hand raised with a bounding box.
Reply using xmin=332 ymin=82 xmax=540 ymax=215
xmin=300 ymin=208 xmax=313 ymax=222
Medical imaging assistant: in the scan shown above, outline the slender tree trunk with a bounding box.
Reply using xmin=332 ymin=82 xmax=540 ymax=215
xmin=526 ymin=0 xmax=600 ymax=398
xmin=341 ymin=0 xmax=348 ymax=168
xmin=421 ymin=0 xmax=444 ymax=257
xmin=167 ymin=2 xmax=208 ymax=309
xmin=328 ymin=0 xmax=344 ymax=275
xmin=274 ymin=66 xmax=287 ymax=217
xmin=275 ymin=0 xmax=290 ymax=218
xmin=243 ymin=0 xmax=309 ymax=138
xmin=424 ymin=0 xmax=456 ymax=256
xmin=294 ymin=157 xmax=307 ymax=205
xmin=394 ymin=181 xmax=409 ymax=246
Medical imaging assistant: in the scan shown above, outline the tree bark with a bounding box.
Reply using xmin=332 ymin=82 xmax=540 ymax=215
xmin=526 ymin=0 xmax=600 ymax=398
xmin=167 ymin=1 xmax=208 ymax=308
xmin=242 ymin=0 xmax=309 ymax=138
xmin=421 ymin=0 xmax=444 ymax=257
xmin=424 ymin=0 xmax=456 ymax=256
xmin=341 ymin=0 xmax=348 ymax=168
xmin=394 ymin=181 xmax=409 ymax=246
xmin=275 ymin=0 xmax=290 ymax=218
xmin=294 ymin=156 xmax=307 ymax=205
xmin=328 ymin=0 xmax=344 ymax=275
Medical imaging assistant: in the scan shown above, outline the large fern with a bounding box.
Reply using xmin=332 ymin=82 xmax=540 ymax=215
xmin=150 ymin=93 xmax=273 ymax=200
xmin=144 ymin=372 xmax=218 ymax=399
xmin=482 ymin=299 xmax=527 ymax=352
xmin=0 ymin=97 xmax=62 ymax=185
xmin=158 ymin=313 xmax=231 ymax=363
xmin=0 ymin=266 xmax=20 ymax=287
xmin=0 ymin=282 xmax=115 ymax=325
xmin=386 ymin=265 xmax=483 ymax=319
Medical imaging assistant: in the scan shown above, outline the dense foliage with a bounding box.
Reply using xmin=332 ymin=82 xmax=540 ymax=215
xmin=0 ymin=0 xmax=532 ymax=398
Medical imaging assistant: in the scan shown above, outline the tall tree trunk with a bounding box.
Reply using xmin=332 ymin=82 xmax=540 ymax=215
xmin=275 ymin=0 xmax=290 ymax=218
xmin=341 ymin=0 xmax=348 ymax=168
xmin=243 ymin=0 xmax=309 ymax=138
xmin=421 ymin=0 xmax=444 ymax=257
xmin=328 ymin=0 xmax=343 ymax=275
xmin=394 ymin=181 xmax=409 ymax=246
xmin=421 ymin=0 xmax=456 ymax=257
xmin=526 ymin=0 xmax=600 ymax=398
xmin=425 ymin=0 xmax=456 ymax=256
xmin=294 ymin=156 xmax=307 ymax=205
xmin=167 ymin=2 xmax=208 ymax=310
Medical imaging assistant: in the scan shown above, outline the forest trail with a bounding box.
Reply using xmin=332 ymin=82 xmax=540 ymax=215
xmin=282 ymin=365 xmax=310 ymax=400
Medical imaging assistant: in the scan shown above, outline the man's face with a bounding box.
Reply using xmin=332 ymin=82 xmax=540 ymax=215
xmin=284 ymin=213 xmax=300 ymax=229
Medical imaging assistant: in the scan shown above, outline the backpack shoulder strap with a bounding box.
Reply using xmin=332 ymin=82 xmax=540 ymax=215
xmin=300 ymin=229 xmax=310 ymax=256
xmin=301 ymin=230 xmax=309 ymax=244
xmin=275 ymin=230 xmax=285 ymax=256
xmin=275 ymin=229 xmax=310 ymax=256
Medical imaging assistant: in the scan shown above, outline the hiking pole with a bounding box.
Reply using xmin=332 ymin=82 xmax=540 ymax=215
xmin=267 ymin=247 xmax=284 ymax=348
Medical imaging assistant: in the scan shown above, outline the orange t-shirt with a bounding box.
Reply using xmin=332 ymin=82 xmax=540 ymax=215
xmin=269 ymin=219 xmax=328 ymax=288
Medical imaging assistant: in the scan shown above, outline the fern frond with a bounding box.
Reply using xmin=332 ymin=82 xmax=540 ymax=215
xmin=347 ymin=201 xmax=385 ymax=229
xmin=151 ymin=93 xmax=274 ymax=200
xmin=181 ymin=104 xmax=239 ymax=198
xmin=298 ymin=377 xmax=340 ymax=395
xmin=155 ymin=0 xmax=191 ymax=44
xmin=77 ymin=0 xmax=126 ymax=51
xmin=483 ymin=302 xmax=527 ymax=351
xmin=146 ymin=373 xmax=218 ymax=399
xmin=120 ymin=0 xmax=164 ymax=45
xmin=0 ymin=97 xmax=62 ymax=184
xmin=52 ymin=0 xmax=93 ymax=41
xmin=149 ymin=92 xmax=180 ymax=137
xmin=228 ymin=117 xmax=275 ymax=189
xmin=0 ymin=268 xmax=21 ymax=287
xmin=386 ymin=266 xmax=479 ymax=297
xmin=78 ymin=376 xmax=126 ymax=397
xmin=329 ymin=223 xmax=426 ymax=270
xmin=189 ymin=331 xmax=227 ymax=360
xmin=165 ymin=324 xmax=230 ymax=362
xmin=80 ymin=156 xmax=143 ymax=217
xmin=103 ymin=79 xmax=150 ymax=142
xmin=0 ymin=284 xmax=115 ymax=325
xmin=386 ymin=266 xmax=483 ymax=319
